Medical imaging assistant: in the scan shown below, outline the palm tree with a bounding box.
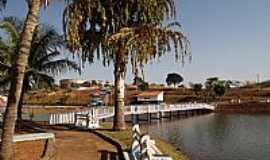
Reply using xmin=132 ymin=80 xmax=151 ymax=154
xmin=0 ymin=17 xmax=23 ymax=93
xmin=0 ymin=17 xmax=80 ymax=119
xmin=0 ymin=1 xmax=53 ymax=159
xmin=0 ymin=0 xmax=6 ymax=9
xmin=63 ymin=0 xmax=190 ymax=130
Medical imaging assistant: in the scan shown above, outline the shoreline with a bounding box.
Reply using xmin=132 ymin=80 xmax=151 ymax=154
xmin=20 ymin=101 xmax=270 ymax=116
xmin=215 ymin=101 xmax=270 ymax=113
xmin=97 ymin=123 xmax=189 ymax=160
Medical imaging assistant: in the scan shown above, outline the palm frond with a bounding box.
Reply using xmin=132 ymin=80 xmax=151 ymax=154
xmin=0 ymin=40 xmax=13 ymax=60
xmin=63 ymin=0 xmax=180 ymax=64
xmin=0 ymin=16 xmax=79 ymax=91
xmin=0 ymin=61 xmax=11 ymax=70
xmin=26 ymin=69 xmax=55 ymax=89
xmin=0 ymin=75 xmax=11 ymax=89
xmin=164 ymin=21 xmax=182 ymax=30
xmin=106 ymin=24 xmax=190 ymax=68
xmin=0 ymin=19 xmax=20 ymax=46
xmin=2 ymin=16 xmax=24 ymax=32
xmin=34 ymin=50 xmax=61 ymax=67
xmin=30 ymin=25 xmax=63 ymax=62
xmin=41 ymin=59 xmax=81 ymax=75
xmin=0 ymin=0 xmax=6 ymax=10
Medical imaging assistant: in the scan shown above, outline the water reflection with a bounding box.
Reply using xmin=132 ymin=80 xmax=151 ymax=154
xmin=145 ymin=113 xmax=270 ymax=160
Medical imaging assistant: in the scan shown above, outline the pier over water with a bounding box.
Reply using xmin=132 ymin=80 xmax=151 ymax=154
xmin=48 ymin=103 xmax=215 ymax=125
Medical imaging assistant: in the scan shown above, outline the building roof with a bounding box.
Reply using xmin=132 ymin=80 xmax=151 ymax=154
xmin=136 ymin=91 xmax=163 ymax=98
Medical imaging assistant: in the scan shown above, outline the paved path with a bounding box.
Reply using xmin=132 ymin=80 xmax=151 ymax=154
xmin=52 ymin=130 xmax=118 ymax=160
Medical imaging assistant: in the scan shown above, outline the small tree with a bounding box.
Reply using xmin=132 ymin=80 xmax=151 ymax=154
xmin=166 ymin=73 xmax=183 ymax=87
xmin=133 ymin=76 xmax=148 ymax=91
xmin=205 ymin=77 xmax=229 ymax=99
xmin=205 ymin=77 xmax=219 ymax=90
xmin=205 ymin=77 xmax=219 ymax=99
xmin=138 ymin=82 xmax=149 ymax=91
xmin=213 ymin=82 xmax=226 ymax=97
xmin=191 ymin=83 xmax=203 ymax=95
xmin=133 ymin=77 xmax=144 ymax=86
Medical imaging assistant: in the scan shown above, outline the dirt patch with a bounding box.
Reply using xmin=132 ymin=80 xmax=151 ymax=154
xmin=53 ymin=129 xmax=118 ymax=160
xmin=0 ymin=138 xmax=54 ymax=160
xmin=14 ymin=140 xmax=46 ymax=160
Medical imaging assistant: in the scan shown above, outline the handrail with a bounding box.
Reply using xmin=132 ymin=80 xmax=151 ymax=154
xmin=126 ymin=124 xmax=172 ymax=160
xmin=48 ymin=103 xmax=215 ymax=125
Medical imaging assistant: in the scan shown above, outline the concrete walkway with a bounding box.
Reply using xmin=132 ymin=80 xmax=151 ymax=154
xmin=52 ymin=129 xmax=118 ymax=160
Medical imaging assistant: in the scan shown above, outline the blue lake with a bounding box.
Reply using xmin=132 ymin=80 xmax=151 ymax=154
xmin=145 ymin=113 xmax=270 ymax=160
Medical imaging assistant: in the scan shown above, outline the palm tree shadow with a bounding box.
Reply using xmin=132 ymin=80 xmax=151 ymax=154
xmin=94 ymin=128 xmax=114 ymax=132
xmin=98 ymin=150 xmax=119 ymax=160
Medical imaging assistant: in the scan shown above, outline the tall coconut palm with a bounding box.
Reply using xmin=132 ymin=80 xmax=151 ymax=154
xmin=0 ymin=17 xmax=23 ymax=93
xmin=63 ymin=0 xmax=190 ymax=130
xmin=0 ymin=17 xmax=80 ymax=119
xmin=0 ymin=0 xmax=6 ymax=9
xmin=0 ymin=1 xmax=53 ymax=159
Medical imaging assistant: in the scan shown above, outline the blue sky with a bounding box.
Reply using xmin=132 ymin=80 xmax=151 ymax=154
xmin=2 ymin=0 xmax=270 ymax=85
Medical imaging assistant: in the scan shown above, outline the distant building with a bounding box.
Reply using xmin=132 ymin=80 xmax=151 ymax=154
xmin=136 ymin=91 xmax=164 ymax=103
xmin=60 ymin=79 xmax=113 ymax=90
xmin=60 ymin=79 xmax=90 ymax=90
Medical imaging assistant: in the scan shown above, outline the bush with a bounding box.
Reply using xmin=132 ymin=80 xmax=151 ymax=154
xmin=138 ymin=82 xmax=149 ymax=91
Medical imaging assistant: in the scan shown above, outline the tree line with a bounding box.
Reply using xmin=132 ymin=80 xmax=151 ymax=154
xmin=164 ymin=73 xmax=241 ymax=99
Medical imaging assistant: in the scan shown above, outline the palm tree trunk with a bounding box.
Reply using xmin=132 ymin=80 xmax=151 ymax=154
xmin=0 ymin=1 xmax=41 ymax=159
xmin=17 ymin=77 xmax=28 ymax=120
xmin=134 ymin=61 xmax=139 ymax=84
xmin=113 ymin=47 xmax=127 ymax=131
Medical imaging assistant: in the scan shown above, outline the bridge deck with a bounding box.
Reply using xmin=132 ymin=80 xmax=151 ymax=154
xmin=49 ymin=103 xmax=215 ymax=125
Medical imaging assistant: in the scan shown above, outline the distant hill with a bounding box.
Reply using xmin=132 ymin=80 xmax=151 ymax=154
xmin=240 ymin=80 xmax=270 ymax=89
xmin=258 ymin=80 xmax=270 ymax=87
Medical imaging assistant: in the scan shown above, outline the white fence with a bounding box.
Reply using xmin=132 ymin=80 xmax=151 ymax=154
xmin=49 ymin=112 xmax=75 ymax=125
xmin=126 ymin=103 xmax=214 ymax=115
xmin=49 ymin=103 xmax=215 ymax=125
xmin=123 ymin=124 xmax=172 ymax=160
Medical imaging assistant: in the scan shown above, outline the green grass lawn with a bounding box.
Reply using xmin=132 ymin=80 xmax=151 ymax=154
xmin=97 ymin=123 xmax=189 ymax=160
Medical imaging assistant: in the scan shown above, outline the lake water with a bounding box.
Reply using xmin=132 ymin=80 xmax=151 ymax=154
xmin=145 ymin=113 xmax=270 ymax=160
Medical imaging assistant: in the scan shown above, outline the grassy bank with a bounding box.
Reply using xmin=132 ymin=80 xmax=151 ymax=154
xmin=215 ymin=101 xmax=270 ymax=113
xmin=97 ymin=123 xmax=189 ymax=160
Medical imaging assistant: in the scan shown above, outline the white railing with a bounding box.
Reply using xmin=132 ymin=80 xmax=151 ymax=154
xmin=123 ymin=124 xmax=172 ymax=160
xmin=0 ymin=133 xmax=55 ymax=142
xmin=48 ymin=103 xmax=215 ymax=125
xmin=74 ymin=111 xmax=99 ymax=129
xmin=49 ymin=112 xmax=75 ymax=125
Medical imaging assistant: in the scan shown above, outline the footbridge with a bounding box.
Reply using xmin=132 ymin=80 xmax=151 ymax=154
xmin=49 ymin=103 xmax=215 ymax=126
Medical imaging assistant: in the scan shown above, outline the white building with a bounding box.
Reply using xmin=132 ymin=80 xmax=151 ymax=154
xmin=136 ymin=91 xmax=164 ymax=103
xmin=59 ymin=79 xmax=113 ymax=90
